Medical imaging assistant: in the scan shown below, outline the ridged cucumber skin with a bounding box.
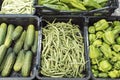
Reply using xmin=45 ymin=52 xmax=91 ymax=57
xmin=0 ymin=47 xmax=13 ymax=72
xmin=0 ymin=45 xmax=7 ymax=65
xmin=0 ymin=23 xmax=7 ymax=46
xmin=21 ymin=51 xmax=32 ymax=77
xmin=1 ymin=52 xmax=16 ymax=77
xmin=24 ymin=25 xmax=35 ymax=50
xmin=31 ymin=31 xmax=38 ymax=54
xmin=13 ymin=50 xmax=25 ymax=72
xmin=13 ymin=31 xmax=26 ymax=54
xmin=4 ymin=24 xmax=15 ymax=48
xmin=12 ymin=26 xmax=23 ymax=40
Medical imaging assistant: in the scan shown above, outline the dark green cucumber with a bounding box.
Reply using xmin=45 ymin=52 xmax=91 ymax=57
xmin=21 ymin=51 xmax=32 ymax=77
xmin=1 ymin=52 xmax=16 ymax=77
xmin=0 ymin=47 xmax=13 ymax=72
xmin=4 ymin=24 xmax=15 ymax=48
xmin=24 ymin=25 xmax=35 ymax=50
xmin=0 ymin=23 xmax=7 ymax=46
xmin=13 ymin=31 xmax=26 ymax=54
xmin=0 ymin=45 xmax=7 ymax=65
xmin=31 ymin=31 xmax=38 ymax=54
xmin=12 ymin=25 xmax=23 ymax=40
xmin=14 ymin=50 xmax=25 ymax=72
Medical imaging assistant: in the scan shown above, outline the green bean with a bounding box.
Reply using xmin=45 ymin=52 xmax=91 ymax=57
xmin=40 ymin=20 xmax=86 ymax=78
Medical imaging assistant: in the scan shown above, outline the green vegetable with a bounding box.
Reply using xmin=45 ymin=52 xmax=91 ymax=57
xmin=92 ymin=65 xmax=98 ymax=70
xmin=83 ymin=0 xmax=102 ymax=9
xmin=96 ymin=31 xmax=103 ymax=39
xmin=100 ymin=43 xmax=112 ymax=58
xmin=103 ymin=28 xmax=120 ymax=45
xmin=4 ymin=24 xmax=15 ymax=48
xmin=93 ymin=39 xmax=102 ymax=47
xmin=14 ymin=50 xmax=25 ymax=72
xmin=0 ymin=47 xmax=12 ymax=72
xmin=12 ymin=26 xmax=23 ymax=40
xmin=108 ymin=70 xmax=119 ymax=78
xmin=41 ymin=20 xmax=85 ymax=77
xmin=1 ymin=0 xmax=34 ymax=14
xmin=24 ymin=24 xmax=35 ymax=50
xmin=60 ymin=0 xmax=86 ymax=10
xmin=114 ymin=61 xmax=120 ymax=70
xmin=1 ymin=52 xmax=15 ymax=77
xmin=113 ymin=21 xmax=120 ymax=26
xmin=13 ymin=30 xmax=26 ymax=54
xmin=94 ymin=19 xmax=109 ymax=31
xmin=89 ymin=34 xmax=96 ymax=44
xmin=99 ymin=60 xmax=112 ymax=72
xmin=116 ymin=37 xmax=120 ymax=44
xmin=0 ymin=23 xmax=7 ymax=46
xmin=0 ymin=45 xmax=7 ymax=65
xmin=94 ymin=0 xmax=108 ymax=4
xmin=112 ymin=44 xmax=120 ymax=52
xmin=21 ymin=51 xmax=32 ymax=77
xmin=88 ymin=26 xmax=95 ymax=33
xmin=92 ymin=70 xmax=99 ymax=77
xmin=89 ymin=45 xmax=100 ymax=59
xmin=98 ymin=73 xmax=108 ymax=78
xmin=31 ymin=31 xmax=38 ymax=54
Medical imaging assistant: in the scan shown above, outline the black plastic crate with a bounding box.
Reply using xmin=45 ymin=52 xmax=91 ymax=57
xmin=36 ymin=15 xmax=90 ymax=80
xmin=34 ymin=0 xmax=118 ymax=16
xmin=87 ymin=16 xmax=120 ymax=80
xmin=0 ymin=15 xmax=40 ymax=80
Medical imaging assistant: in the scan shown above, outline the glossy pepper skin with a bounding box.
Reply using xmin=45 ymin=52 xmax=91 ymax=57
xmin=94 ymin=19 xmax=109 ymax=31
xmin=89 ymin=45 xmax=100 ymax=59
xmin=112 ymin=44 xmax=120 ymax=52
xmin=83 ymin=0 xmax=102 ymax=9
xmin=108 ymin=70 xmax=119 ymax=78
xmin=89 ymin=34 xmax=96 ymax=44
xmin=99 ymin=60 xmax=112 ymax=72
xmin=96 ymin=31 xmax=103 ymax=39
xmin=100 ymin=43 xmax=112 ymax=58
xmin=89 ymin=26 xmax=95 ymax=33
xmin=103 ymin=28 xmax=120 ymax=45
xmin=60 ymin=0 xmax=86 ymax=10
xmin=98 ymin=73 xmax=108 ymax=78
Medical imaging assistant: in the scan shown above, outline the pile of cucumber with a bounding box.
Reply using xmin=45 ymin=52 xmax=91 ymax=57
xmin=0 ymin=23 xmax=38 ymax=77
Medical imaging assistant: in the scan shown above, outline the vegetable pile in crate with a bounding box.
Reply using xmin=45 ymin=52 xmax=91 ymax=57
xmin=37 ymin=16 xmax=90 ymax=80
xmin=35 ymin=0 xmax=118 ymax=15
xmin=0 ymin=16 xmax=39 ymax=79
xmin=0 ymin=0 xmax=35 ymax=14
xmin=88 ymin=18 xmax=120 ymax=79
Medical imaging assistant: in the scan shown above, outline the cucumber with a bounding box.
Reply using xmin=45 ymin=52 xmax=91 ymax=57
xmin=0 ymin=47 xmax=13 ymax=72
xmin=1 ymin=52 xmax=16 ymax=77
xmin=21 ymin=51 xmax=32 ymax=77
xmin=14 ymin=50 xmax=25 ymax=72
xmin=13 ymin=31 xmax=26 ymax=54
xmin=12 ymin=26 xmax=23 ymax=40
xmin=0 ymin=45 xmax=7 ymax=65
xmin=31 ymin=31 xmax=38 ymax=54
xmin=24 ymin=25 xmax=35 ymax=50
xmin=0 ymin=23 xmax=7 ymax=46
xmin=4 ymin=24 xmax=15 ymax=48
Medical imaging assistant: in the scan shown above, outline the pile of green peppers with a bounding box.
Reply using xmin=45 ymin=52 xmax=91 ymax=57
xmin=38 ymin=0 xmax=108 ymax=11
xmin=89 ymin=19 xmax=120 ymax=78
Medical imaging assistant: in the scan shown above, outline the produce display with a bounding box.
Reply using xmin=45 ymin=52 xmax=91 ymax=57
xmin=0 ymin=23 xmax=38 ymax=77
xmin=40 ymin=20 xmax=86 ymax=77
xmin=89 ymin=19 xmax=120 ymax=78
xmin=38 ymin=0 xmax=108 ymax=11
xmin=0 ymin=0 xmax=35 ymax=14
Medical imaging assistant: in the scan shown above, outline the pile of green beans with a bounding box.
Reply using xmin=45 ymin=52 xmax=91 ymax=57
xmin=0 ymin=0 xmax=34 ymax=14
xmin=40 ymin=20 xmax=86 ymax=78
